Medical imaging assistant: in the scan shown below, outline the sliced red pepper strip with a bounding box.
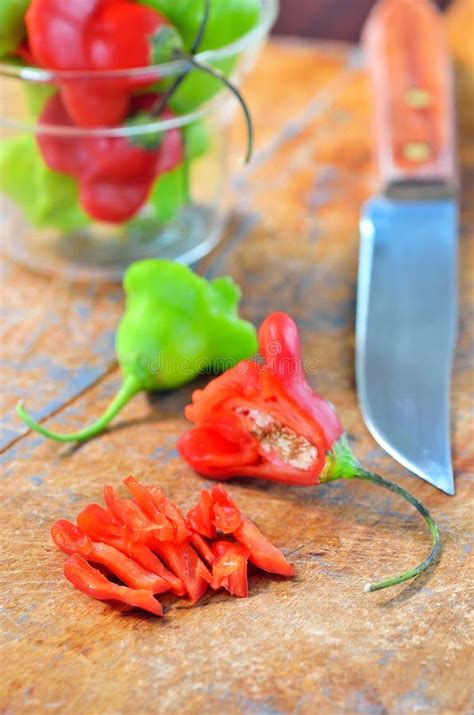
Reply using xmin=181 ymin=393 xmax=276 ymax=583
xmin=178 ymin=313 xmax=344 ymax=485
xmin=210 ymin=541 xmax=250 ymax=598
xmin=146 ymin=486 xmax=191 ymax=543
xmin=104 ymin=483 xmax=174 ymax=543
xmin=124 ymin=476 xmax=190 ymax=543
xmin=77 ymin=503 xmax=185 ymax=596
xmin=186 ymin=489 xmax=216 ymax=539
xmin=150 ymin=539 xmax=210 ymax=604
xmin=51 ymin=519 xmax=92 ymax=556
xmin=51 ymin=519 xmax=170 ymax=594
xmin=211 ymin=486 xmax=294 ymax=577
xmin=211 ymin=486 xmax=244 ymax=533
xmin=64 ymin=554 xmax=163 ymax=616
xmin=189 ymin=533 xmax=215 ymax=566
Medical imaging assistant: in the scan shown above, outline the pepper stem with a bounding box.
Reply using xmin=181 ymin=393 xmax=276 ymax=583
xmin=16 ymin=374 xmax=141 ymax=443
xmin=353 ymin=468 xmax=441 ymax=592
xmin=188 ymin=56 xmax=254 ymax=163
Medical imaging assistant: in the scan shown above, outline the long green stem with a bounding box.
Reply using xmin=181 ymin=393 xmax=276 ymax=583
xmin=353 ymin=469 xmax=441 ymax=592
xmin=151 ymin=0 xmax=210 ymax=118
xmin=150 ymin=0 xmax=253 ymax=163
xmin=16 ymin=374 xmax=141 ymax=443
xmin=188 ymin=56 xmax=253 ymax=163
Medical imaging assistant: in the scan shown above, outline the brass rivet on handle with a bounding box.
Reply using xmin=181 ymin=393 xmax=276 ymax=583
xmin=405 ymin=88 xmax=432 ymax=109
xmin=403 ymin=142 xmax=432 ymax=162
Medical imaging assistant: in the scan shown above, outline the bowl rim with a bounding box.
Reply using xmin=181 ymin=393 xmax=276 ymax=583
xmin=0 ymin=0 xmax=278 ymax=83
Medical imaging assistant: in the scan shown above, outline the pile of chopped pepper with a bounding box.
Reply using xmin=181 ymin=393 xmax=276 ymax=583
xmin=51 ymin=477 xmax=294 ymax=616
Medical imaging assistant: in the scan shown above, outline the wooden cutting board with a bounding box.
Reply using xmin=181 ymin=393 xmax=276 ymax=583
xmin=1 ymin=26 xmax=473 ymax=715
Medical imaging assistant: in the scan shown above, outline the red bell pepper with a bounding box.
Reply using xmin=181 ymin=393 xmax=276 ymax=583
xmin=179 ymin=312 xmax=442 ymax=594
xmin=26 ymin=0 xmax=181 ymax=127
xmin=37 ymin=93 xmax=183 ymax=223
xmin=178 ymin=312 xmax=343 ymax=485
xmin=64 ymin=553 xmax=163 ymax=616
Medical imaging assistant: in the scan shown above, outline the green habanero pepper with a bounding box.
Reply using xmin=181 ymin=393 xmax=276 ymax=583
xmin=17 ymin=259 xmax=258 ymax=443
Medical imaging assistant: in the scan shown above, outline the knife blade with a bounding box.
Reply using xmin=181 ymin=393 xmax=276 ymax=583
xmin=356 ymin=0 xmax=458 ymax=494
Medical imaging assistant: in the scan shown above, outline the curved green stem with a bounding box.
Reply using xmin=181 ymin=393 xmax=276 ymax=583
xmin=151 ymin=0 xmax=210 ymax=118
xmin=16 ymin=374 xmax=141 ymax=443
xmin=188 ymin=56 xmax=253 ymax=163
xmin=353 ymin=469 xmax=441 ymax=592
xmin=191 ymin=0 xmax=211 ymax=54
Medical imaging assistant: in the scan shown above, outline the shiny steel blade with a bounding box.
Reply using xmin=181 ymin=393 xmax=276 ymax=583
xmin=356 ymin=197 xmax=458 ymax=494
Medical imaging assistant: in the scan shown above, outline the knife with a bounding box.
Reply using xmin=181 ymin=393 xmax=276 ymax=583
xmin=356 ymin=0 xmax=458 ymax=495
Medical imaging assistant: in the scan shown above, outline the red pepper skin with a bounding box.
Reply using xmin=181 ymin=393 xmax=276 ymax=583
xmin=189 ymin=533 xmax=215 ymax=566
xmin=150 ymin=539 xmax=211 ymax=604
xmin=125 ymin=476 xmax=190 ymax=543
xmin=178 ymin=312 xmax=344 ymax=486
xmin=186 ymin=489 xmax=216 ymax=539
xmin=103 ymin=483 xmax=173 ymax=543
xmin=51 ymin=519 xmax=92 ymax=556
xmin=64 ymin=553 xmax=163 ymax=616
xmin=37 ymin=93 xmax=183 ymax=223
xmin=76 ymin=503 xmax=185 ymax=596
xmin=210 ymin=541 xmax=250 ymax=597
xmin=51 ymin=519 xmax=170 ymax=594
xmin=211 ymin=486 xmax=294 ymax=577
xmin=26 ymin=0 xmax=172 ymax=127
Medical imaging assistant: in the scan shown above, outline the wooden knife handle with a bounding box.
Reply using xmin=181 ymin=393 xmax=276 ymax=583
xmin=363 ymin=0 xmax=457 ymax=196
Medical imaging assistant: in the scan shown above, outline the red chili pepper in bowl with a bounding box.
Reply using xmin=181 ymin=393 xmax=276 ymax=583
xmin=37 ymin=92 xmax=183 ymax=222
xmin=178 ymin=312 xmax=441 ymax=593
xmin=26 ymin=0 xmax=182 ymax=127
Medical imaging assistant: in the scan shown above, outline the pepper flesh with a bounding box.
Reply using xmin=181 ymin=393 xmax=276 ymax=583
xmin=53 ymin=477 xmax=294 ymax=614
xmin=179 ymin=312 xmax=442 ymax=593
xmin=64 ymin=553 xmax=164 ymax=616
xmin=178 ymin=312 xmax=343 ymax=484
xmin=51 ymin=519 xmax=170 ymax=593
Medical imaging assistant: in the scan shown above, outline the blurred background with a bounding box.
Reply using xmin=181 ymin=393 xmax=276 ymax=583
xmin=273 ymin=0 xmax=452 ymax=39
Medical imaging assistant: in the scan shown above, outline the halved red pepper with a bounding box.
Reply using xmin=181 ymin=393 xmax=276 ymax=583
xmin=64 ymin=553 xmax=163 ymax=616
xmin=51 ymin=519 xmax=170 ymax=594
xmin=178 ymin=312 xmax=344 ymax=486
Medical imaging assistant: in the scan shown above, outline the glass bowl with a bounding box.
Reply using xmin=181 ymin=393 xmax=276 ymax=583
xmin=0 ymin=0 xmax=278 ymax=282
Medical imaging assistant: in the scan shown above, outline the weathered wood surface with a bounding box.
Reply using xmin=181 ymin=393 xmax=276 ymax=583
xmin=1 ymin=12 xmax=473 ymax=715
